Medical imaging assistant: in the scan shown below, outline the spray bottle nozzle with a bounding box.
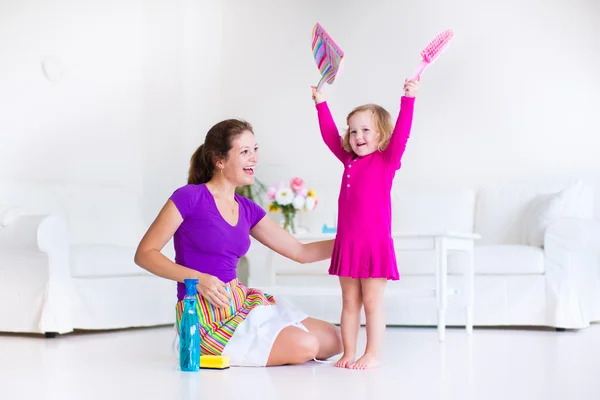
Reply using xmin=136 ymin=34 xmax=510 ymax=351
xmin=184 ymin=278 xmax=199 ymax=296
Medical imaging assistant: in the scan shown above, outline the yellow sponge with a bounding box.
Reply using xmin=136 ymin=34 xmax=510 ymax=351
xmin=200 ymin=355 xmax=230 ymax=370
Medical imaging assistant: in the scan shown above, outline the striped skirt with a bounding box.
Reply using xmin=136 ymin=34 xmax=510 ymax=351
xmin=175 ymin=278 xmax=308 ymax=366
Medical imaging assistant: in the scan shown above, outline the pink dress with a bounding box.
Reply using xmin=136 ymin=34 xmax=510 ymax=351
xmin=315 ymin=97 xmax=415 ymax=280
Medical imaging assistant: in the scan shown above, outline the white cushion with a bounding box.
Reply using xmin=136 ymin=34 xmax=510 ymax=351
xmin=475 ymin=180 xmax=593 ymax=245
xmin=397 ymin=245 xmax=545 ymax=275
xmin=469 ymin=245 xmax=545 ymax=275
xmin=0 ymin=182 xmax=146 ymax=247
xmin=0 ymin=205 xmax=24 ymax=227
xmin=523 ymin=181 xmax=592 ymax=247
xmin=303 ymin=184 xmax=477 ymax=237
xmin=392 ymin=186 xmax=476 ymax=234
xmin=66 ymin=185 xmax=145 ymax=247
xmin=0 ymin=181 xmax=69 ymax=221
xmin=71 ymin=244 xmax=149 ymax=278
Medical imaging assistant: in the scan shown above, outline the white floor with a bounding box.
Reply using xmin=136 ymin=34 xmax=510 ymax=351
xmin=1 ymin=325 xmax=599 ymax=400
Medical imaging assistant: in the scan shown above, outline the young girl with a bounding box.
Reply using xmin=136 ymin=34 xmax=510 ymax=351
xmin=311 ymin=78 xmax=419 ymax=369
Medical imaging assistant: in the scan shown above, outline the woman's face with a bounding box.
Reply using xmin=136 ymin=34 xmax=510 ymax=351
xmin=219 ymin=130 xmax=258 ymax=186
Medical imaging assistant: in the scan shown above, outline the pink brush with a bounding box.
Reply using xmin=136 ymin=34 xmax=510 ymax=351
xmin=410 ymin=29 xmax=454 ymax=80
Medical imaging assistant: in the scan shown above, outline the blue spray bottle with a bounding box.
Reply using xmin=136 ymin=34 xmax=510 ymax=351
xmin=180 ymin=278 xmax=200 ymax=371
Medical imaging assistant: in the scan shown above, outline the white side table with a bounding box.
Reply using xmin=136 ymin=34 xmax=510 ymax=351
xmin=391 ymin=231 xmax=481 ymax=341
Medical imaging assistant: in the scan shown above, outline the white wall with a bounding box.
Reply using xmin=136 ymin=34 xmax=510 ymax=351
xmin=0 ymin=0 xmax=224 ymax=223
xmin=0 ymin=0 xmax=147 ymax=188
xmin=2 ymin=0 xmax=599 ymax=232
xmin=220 ymin=0 xmax=600 ymax=227
xmin=140 ymin=0 xmax=224 ymax=221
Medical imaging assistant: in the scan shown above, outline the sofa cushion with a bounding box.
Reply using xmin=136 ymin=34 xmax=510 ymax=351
xmin=66 ymin=185 xmax=145 ymax=247
xmin=474 ymin=181 xmax=593 ymax=246
xmin=397 ymin=245 xmax=545 ymax=275
xmin=0 ymin=181 xmax=69 ymax=222
xmin=0 ymin=205 xmax=24 ymax=227
xmin=391 ymin=186 xmax=476 ymax=234
xmin=71 ymin=245 xmax=150 ymax=278
xmin=0 ymin=182 xmax=146 ymax=247
xmin=523 ymin=181 xmax=593 ymax=247
xmin=470 ymin=245 xmax=545 ymax=275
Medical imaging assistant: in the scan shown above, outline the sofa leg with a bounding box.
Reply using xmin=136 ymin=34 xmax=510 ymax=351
xmin=44 ymin=332 xmax=59 ymax=338
xmin=555 ymin=328 xmax=566 ymax=332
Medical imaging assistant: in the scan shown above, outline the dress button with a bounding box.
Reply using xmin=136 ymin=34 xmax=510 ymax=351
xmin=347 ymin=174 xmax=350 ymax=178
xmin=347 ymin=184 xmax=350 ymax=187
xmin=349 ymin=165 xmax=352 ymax=168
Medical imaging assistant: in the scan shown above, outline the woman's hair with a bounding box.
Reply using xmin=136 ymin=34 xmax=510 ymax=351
xmin=342 ymin=104 xmax=394 ymax=153
xmin=188 ymin=119 xmax=254 ymax=184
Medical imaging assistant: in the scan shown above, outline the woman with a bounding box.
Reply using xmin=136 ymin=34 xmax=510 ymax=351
xmin=134 ymin=119 xmax=342 ymax=366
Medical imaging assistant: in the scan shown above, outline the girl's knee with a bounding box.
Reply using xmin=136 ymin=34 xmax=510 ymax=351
xmin=342 ymin=296 xmax=362 ymax=312
xmin=361 ymin=282 xmax=386 ymax=313
xmin=362 ymin=296 xmax=383 ymax=313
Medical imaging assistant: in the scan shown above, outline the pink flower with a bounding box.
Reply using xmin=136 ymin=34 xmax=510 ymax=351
xmin=266 ymin=186 xmax=277 ymax=201
xmin=298 ymin=187 xmax=309 ymax=197
xmin=290 ymin=177 xmax=305 ymax=194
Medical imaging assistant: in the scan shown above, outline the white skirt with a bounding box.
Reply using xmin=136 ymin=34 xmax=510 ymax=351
xmin=222 ymin=297 xmax=309 ymax=366
xmin=174 ymin=297 xmax=308 ymax=367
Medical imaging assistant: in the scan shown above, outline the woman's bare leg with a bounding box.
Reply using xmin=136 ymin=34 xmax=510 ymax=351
xmin=266 ymin=326 xmax=319 ymax=366
xmin=300 ymin=317 xmax=343 ymax=360
xmin=336 ymin=277 xmax=362 ymax=368
xmin=351 ymin=278 xmax=386 ymax=369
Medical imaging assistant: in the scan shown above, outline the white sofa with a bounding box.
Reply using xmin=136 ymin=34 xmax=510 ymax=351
xmin=0 ymin=181 xmax=176 ymax=335
xmin=247 ymin=180 xmax=600 ymax=329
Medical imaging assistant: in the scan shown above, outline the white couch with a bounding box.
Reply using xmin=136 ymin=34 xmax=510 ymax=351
xmin=0 ymin=182 xmax=176 ymax=335
xmin=247 ymin=180 xmax=600 ymax=329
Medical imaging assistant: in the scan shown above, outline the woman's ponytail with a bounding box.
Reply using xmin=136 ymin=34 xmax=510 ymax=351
xmin=188 ymin=144 xmax=214 ymax=184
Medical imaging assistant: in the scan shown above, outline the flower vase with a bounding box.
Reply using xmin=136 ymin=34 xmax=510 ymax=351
xmin=282 ymin=210 xmax=297 ymax=234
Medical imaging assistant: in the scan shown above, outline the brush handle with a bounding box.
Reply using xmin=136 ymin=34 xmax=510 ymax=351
xmin=316 ymin=75 xmax=328 ymax=92
xmin=410 ymin=60 xmax=429 ymax=80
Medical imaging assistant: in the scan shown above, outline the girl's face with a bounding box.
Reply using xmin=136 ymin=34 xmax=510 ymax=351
xmin=347 ymin=111 xmax=381 ymax=156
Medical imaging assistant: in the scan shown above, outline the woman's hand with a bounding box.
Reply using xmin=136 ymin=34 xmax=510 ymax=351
xmin=403 ymin=78 xmax=420 ymax=98
xmin=312 ymin=86 xmax=326 ymax=105
xmin=196 ymin=273 xmax=231 ymax=308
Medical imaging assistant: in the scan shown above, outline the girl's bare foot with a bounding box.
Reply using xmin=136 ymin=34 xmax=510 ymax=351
xmin=350 ymin=352 xmax=380 ymax=370
xmin=335 ymin=352 xmax=355 ymax=368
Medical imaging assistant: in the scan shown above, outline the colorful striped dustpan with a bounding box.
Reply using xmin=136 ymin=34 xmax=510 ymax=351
xmin=312 ymin=23 xmax=344 ymax=91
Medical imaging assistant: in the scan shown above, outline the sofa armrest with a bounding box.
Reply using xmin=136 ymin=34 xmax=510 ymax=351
xmin=544 ymin=218 xmax=600 ymax=328
xmin=0 ymin=214 xmax=76 ymax=334
xmin=0 ymin=214 xmax=70 ymax=278
xmin=545 ymin=218 xmax=600 ymax=254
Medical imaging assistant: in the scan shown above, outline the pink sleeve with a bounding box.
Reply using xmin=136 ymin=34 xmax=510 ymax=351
xmin=316 ymin=101 xmax=347 ymax=163
xmin=384 ymin=96 xmax=415 ymax=170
